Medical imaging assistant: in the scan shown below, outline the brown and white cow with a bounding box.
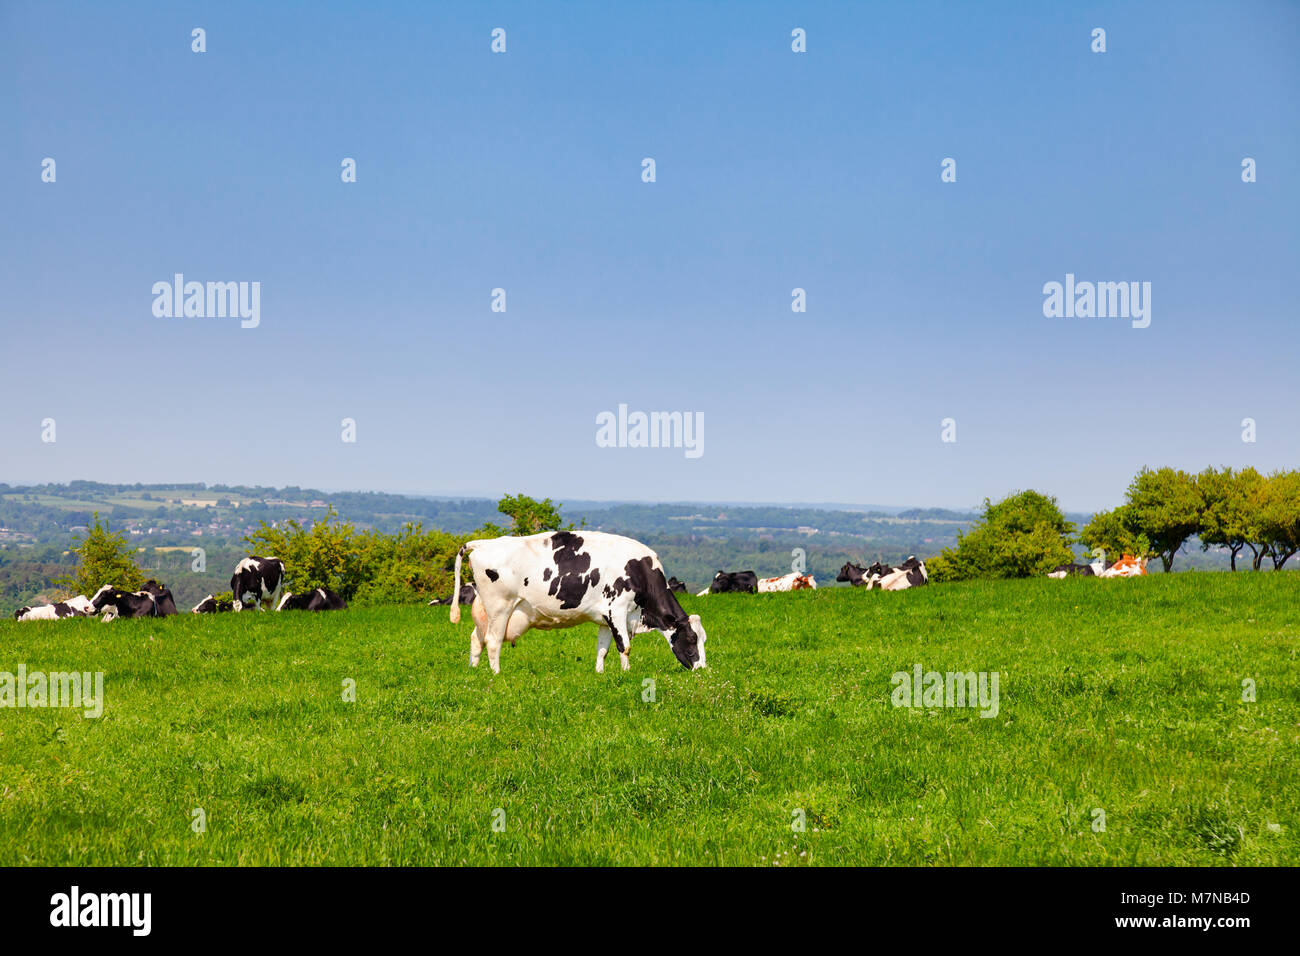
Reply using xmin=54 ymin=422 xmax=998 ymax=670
xmin=756 ymin=572 xmax=818 ymax=592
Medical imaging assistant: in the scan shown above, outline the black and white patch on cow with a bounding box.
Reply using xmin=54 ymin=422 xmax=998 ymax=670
xmin=141 ymin=579 xmax=178 ymax=616
xmin=277 ymin=587 xmax=348 ymax=611
xmin=230 ymin=556 xmax=285 ymax=611
xmin=192 ymin=595 xmax=234 ymax=614
xmin=449 ymin=530 xmax=707 ymax=675
xmin=90 ymin=585 xmax=159 ymax=621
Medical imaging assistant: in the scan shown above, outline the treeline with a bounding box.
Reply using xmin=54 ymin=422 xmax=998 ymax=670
xmin=1080 ymin=467 xmax=1299 ymax=572
xmin=931 ymin=466 xmax=1300 ymax=582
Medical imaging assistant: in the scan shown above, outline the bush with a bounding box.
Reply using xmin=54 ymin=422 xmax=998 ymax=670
xmin=932 ymin=490 xmax=1075 ymax=582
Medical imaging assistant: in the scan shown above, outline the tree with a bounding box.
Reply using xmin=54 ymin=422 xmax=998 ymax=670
xmin=1079 ymin=507 xmax=1150 ymax=566
xmin=54 ymin=512 xmax=143 ymax=597
xmin=477 ymin=493 xmax=577 ymax=538
xmin=1122 ymin=467 xmax=1203 ymax=572
xmin=930 ymin=490 xmax=1075 ymax=581
xmin=1197 ymin=466 xmax=1263 ymax=571
xmin=1254 ymin=470 xmax=1300 ymax=570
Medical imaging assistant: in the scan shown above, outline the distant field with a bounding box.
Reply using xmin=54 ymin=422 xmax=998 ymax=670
xmin=1 ymin=574 xmax=1296 ymax=865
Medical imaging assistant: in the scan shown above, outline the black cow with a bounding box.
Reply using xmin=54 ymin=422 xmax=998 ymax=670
xmin=449 ymin=530 xmax=706 ymax=674
xmin=231 ymin=556 xmax=285 ymax=611
xmin=428 ymin=584 xmax=478 ymax=607
xmin=836 ymin=562 xmax=870 ymax=587
xmin=141 ymin=579 xmax=178 ymax=616
xmin=277 ymin=588 xmax=348 ymax=611
xmin=667 ymin=576 xmax=687 ymax=593
xmin=704 ymin=570 xmax=758 ymax=594
xmin=90 ymin=585 xmax=159 ymax=620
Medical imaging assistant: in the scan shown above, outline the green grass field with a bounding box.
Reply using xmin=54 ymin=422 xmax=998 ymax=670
xmin=1 ymin=574 xmax=1296 ymax=865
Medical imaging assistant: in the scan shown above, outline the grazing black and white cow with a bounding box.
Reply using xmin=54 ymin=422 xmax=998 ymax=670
xmin=699 ymin=570 xmax=758 ymax=595
xmin=191 ymin=595 xmax=234 ymax=614
xmin=873 ymin=556 xmax=928 ymax=591
xmin=230 ymin=556 xmax=285 ymax=611
xmin=14 ymin=595 xmax=95 ymax=621
xmin=277 ymin=587 xmax=347 ymax=611
xmin=90 ymin=585 xmax=159 ymax=621
xmin=428 ymin=584 xmax=477 ymax=607
xmin=667 ymin=576 xmax=687 ymax=594
xmin=140 ymin=579 xmax=178 ymax=616
xmin=449 ymin=530 xmax=707 ymax=675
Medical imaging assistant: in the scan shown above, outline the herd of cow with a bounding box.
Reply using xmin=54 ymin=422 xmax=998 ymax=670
xmin=11 ymin=533 xmax=1148 ymax=680
xmin=11 ymin=556 xmax=348 ymax=622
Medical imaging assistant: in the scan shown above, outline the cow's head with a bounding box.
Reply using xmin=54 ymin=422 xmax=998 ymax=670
xmin=835 ymin=562 xmax=862 ymax=583
xmin=669 ymin=614 xmax=707 ymax=670
xmin=90 ymin=585 xmax=117 ymax=612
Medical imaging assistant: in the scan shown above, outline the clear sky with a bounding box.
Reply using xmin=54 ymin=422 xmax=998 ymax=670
xmin=2 ymin=1 xmax=1296 ymax=512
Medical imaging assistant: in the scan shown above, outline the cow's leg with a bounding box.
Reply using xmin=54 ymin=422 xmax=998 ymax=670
xmin=595 ymin=626 xmax=613 ymax=673
xmin=616 ymin=619 xmax=632 ymax=672
xmin=484 ymin=600 xmax=521 ymax=674
xmin=605 ymin=608 xmax=632 ymax=672
xmin=469 ymin=625 xmax=485 ymax=667
xmin=468 ymin=595 xmax=489 ymax=668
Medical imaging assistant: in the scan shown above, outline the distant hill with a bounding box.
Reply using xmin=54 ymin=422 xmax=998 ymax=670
xmin=0 ymin=480 xmax=1236 ymax=608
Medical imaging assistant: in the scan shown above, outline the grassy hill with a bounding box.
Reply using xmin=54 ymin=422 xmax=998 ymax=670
xmin=1 ymin=573 xmax=1296 ymax=865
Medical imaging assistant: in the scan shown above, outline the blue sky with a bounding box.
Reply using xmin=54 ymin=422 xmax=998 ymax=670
xmin=2 ymin=0 xmax=1296 ymax=512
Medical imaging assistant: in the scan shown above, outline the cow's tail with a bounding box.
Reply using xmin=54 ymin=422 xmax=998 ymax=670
xmin=450 ymin=544 xmax=467 ymax=623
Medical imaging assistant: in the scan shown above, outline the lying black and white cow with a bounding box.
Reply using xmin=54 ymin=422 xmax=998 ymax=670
xmin=667 ymin=576 xmax=687 ymax=594
xmin=90 ymin=585 xmax=159 ymax=621
xmin=277 ymin=587 xmax=347 ymax=611
xmin=698 ymin=570 xmax=758 ymax=595
xmin=428 ymin=584 xmax=477 ymax=607
xmin=192 ymin=594 xmax=234 ymax=613
xmin=141 ymin=579 xmax=178 ymax=616
xmin=14 ymin=595 xmax=96 ymax=621
xmin=449 ymin=530 xmax=707 ymax=674
xmin=873 ymin=556 xmax=928 ymax=591
xmin=230 ymin=556 xmax=285 ymax=611
xmin=1047 ymin=557 xmax=1107 ymax=579
xmin=836 ymin=562 xmax=870 ymax=587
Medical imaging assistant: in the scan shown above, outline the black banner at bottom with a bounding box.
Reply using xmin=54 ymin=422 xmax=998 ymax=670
xmin=0 ymin=866 xmax=1276 ymax=942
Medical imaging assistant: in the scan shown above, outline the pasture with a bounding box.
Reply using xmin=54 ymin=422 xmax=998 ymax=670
xmin=1 ymin=573 xmax=1296 ymax=866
